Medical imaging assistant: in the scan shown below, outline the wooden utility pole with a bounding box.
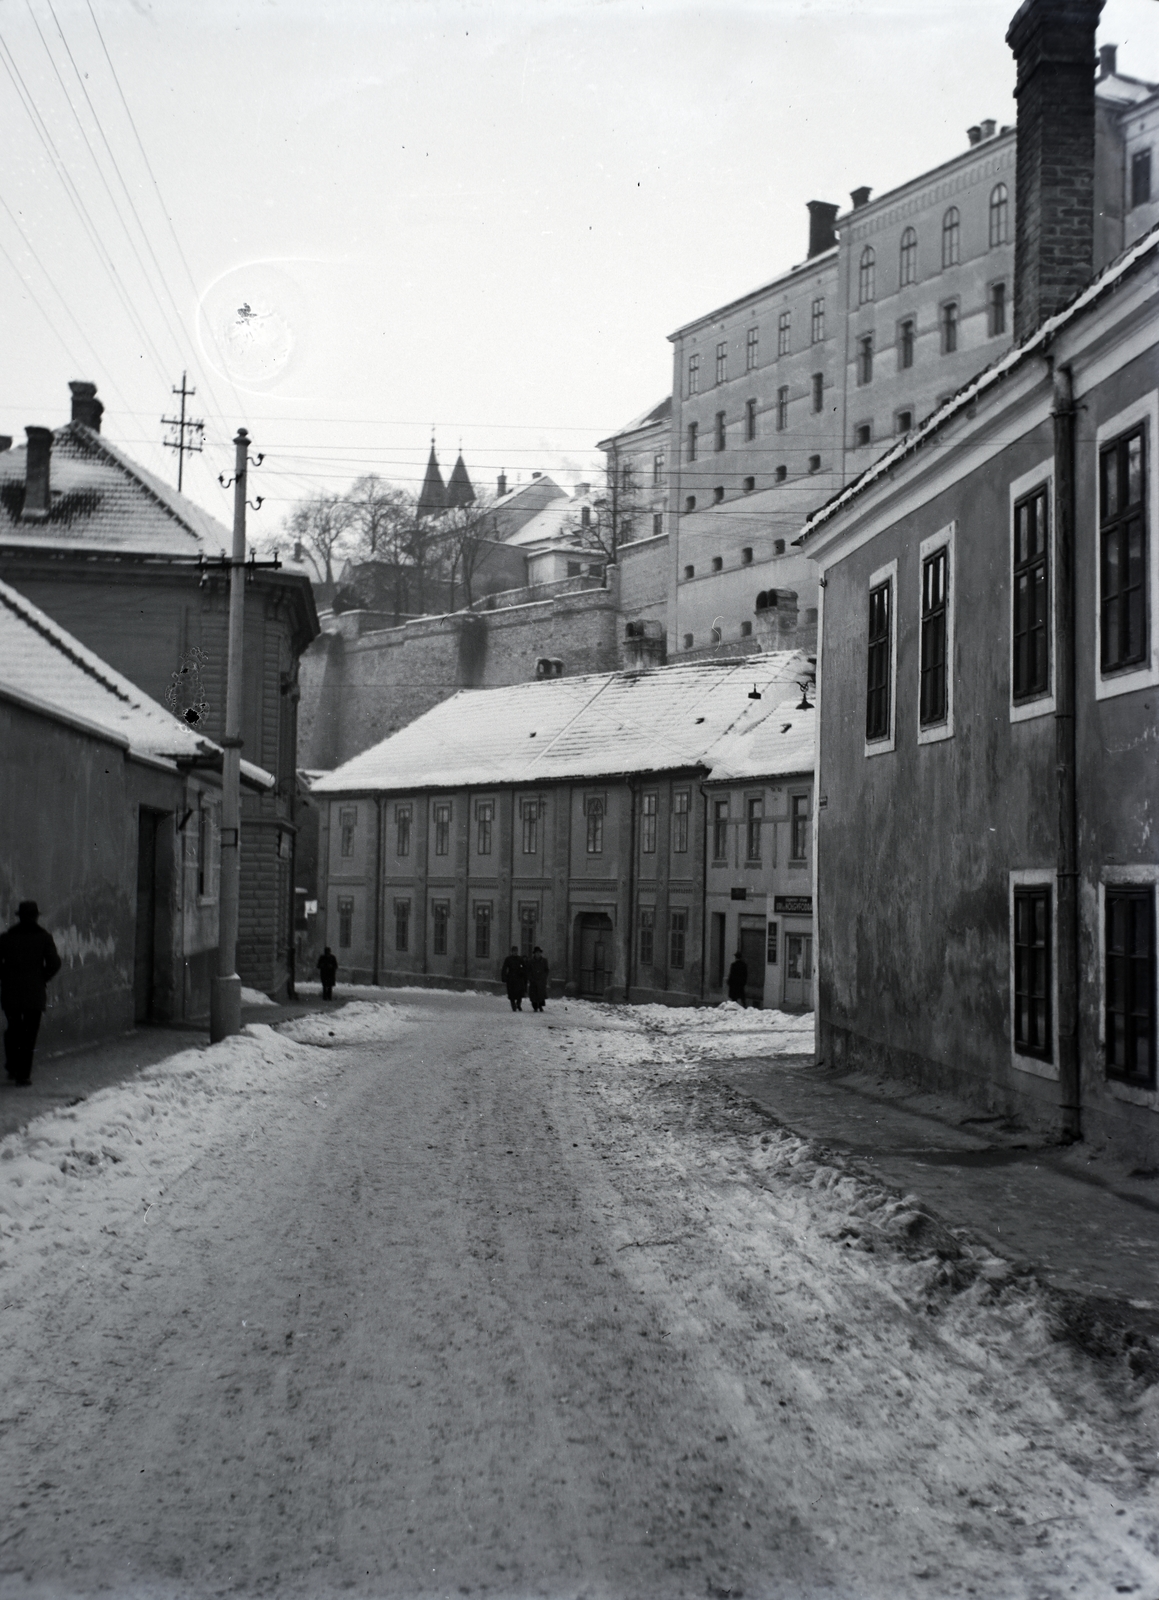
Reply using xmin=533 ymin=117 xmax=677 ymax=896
xmin=162 ymin=372 xmax=204 ymax=492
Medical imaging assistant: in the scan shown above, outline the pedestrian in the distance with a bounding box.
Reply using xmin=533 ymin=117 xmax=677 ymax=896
xmin=317 ymin=946 xmax=338 ymax=1001
xmin=526 ymin=946 xmax=549 ymax=1013
xmin=500 ymin=946 xmax=526 ymax=1011
xmin=726 ymin=949 xmax=748 ymax=1007
xmin=0 ymin=901 xmax=62 ymax=1087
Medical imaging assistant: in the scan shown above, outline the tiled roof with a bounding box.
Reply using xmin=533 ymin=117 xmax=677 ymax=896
xmin=0 ymin=577 xmax=273 ymax=788
xmin=0 ymin=421 xmax=232 ymax=556
xmin=312 ymin=652 xmax=815 ymax=795
xmin=503 ymin=491 xmax=591 ymax=548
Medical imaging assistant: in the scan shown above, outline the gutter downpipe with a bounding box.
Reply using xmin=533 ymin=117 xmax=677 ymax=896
xmin=625 ymin=778 xmax=637 ymax=1003
xmin=373 ymin=795 xmax=384 ymax=985
xmin=1051 ymin=358 xmax=1082 ymax=1142
xmin=699 ymin=782 xmax=710 ymax=1002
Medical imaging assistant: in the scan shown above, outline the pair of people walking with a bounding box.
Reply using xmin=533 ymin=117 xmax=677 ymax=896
xmin=500 ymin=946 xmax=549 ymax=1013
xmin=0 ymin=901 xmax=62 ymax=1086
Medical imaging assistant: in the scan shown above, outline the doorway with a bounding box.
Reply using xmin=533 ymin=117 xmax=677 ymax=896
xmin=783 ymin=929 xmax=814 ymax=1010
xmin=710 ymin=913 xmax=726 ymax=990
xmin=738 ymin=918 xmax=766 ymax=1008
xmin=134 ymin=810 xmax=159 ymax=1023
xmin=577 ymin=912 xmax=614 ymax=997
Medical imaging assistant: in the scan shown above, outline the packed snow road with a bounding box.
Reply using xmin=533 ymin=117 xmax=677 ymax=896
xmin=0 ymin=992 xmax=1155 ymax=1600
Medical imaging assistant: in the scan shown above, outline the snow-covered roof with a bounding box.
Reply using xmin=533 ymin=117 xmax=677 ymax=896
xmin=598 ymin=395 xmax=672 ymax=448
xmin=800 ymin=221 xmax=1159 ymax=546
xmin=312 ymin=653 xmax=815 ymax=795
xmin=0 ymin=577 xmax=274 ymax=788
xmin=502 ymin=491 xmax=592 ymax=548
xmin=0 ymin=421 xmax=233 ymax=556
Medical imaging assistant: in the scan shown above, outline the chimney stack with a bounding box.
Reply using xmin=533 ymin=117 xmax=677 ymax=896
xmin=497 ymin=471 xmax=507 ymax=497
xmin=967 ymin=124 xmax=983 ymax=146
xmin=0 ymin=437 xmax=11 ymax=453
xmin=980 ymin=117 xmax=997 ymax=139
xmin=849 ymin=186 xmax=872 ymax=210
xmin=22 ymin=426 xmax=52 ymax=522
xmin=68 ymin=380 xmax=103 ymax=432
xmin=806 ymin=200 xmax=839 ymax=258
xmin=1098 ymin=41 xmax=1116 ymax=77
xmin=1007 ymin=0 xmax=1104 ymax=340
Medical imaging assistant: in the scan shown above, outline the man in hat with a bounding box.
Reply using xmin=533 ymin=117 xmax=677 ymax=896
xmin=0 ymin=902 xmax=62 ymax=1086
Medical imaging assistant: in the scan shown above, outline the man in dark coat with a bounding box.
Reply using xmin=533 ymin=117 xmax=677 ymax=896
xmin=0 ymin=902 xmax=62 ymax=1086
xmin=526 ymin=946 xmax=549 ymax=1013
xmin=317 ymin=947 xmax=338 ymax=1001
xmin=500 ymin=946 xmax=526 ymax=1011
xmin=726 ymin=950 xmax=748 ymax=1007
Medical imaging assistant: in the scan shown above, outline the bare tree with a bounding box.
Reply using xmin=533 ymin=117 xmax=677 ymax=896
xmin=346 ymin=475 xmax=413 ymax=561
xmin=440 ymin=495 xmax=499 ymax=609
xmin=278 ymin=493 xmax=357 ymax=587
xmin=572 ymin=447 xmax=644 ymax=563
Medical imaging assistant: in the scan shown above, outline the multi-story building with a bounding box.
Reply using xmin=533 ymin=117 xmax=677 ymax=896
xmin=312 ymin=653 xmax=814 ymax=1009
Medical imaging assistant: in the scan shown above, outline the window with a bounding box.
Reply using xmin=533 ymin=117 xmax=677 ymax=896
xmin=714 ymin=411 xmax=726 ymax=452
xmin=866 ymin=578 xmax=892 ymax=742
xmin=790 ymin=794 xmax=810 ymax=861
xmin=684 ymin=564 xmax=695 ymax=580
xmin=920 ymin=545 xmax=949 ymax=726
xmin=858 ymin=246 xmax=875 ymax=304
xmin=519 ymin=904 xmax=537 ymax=959
xmin=776 ymin=386 xmax=789 ymax=431
xmin=990 ymin=281 xmax=1007 ymax=338
xmin=766 ymin=921 xmax=778 ymax=965
xmin=807 ymin=457 xmax=821 ymax=475
xmin=941 ymin=301 xmax=959 ymax=354
xmin=652 ymin=451 xmax=665 ymax=485
xmin=474 ymin=902 xmax=492 ymax=960
xmin=652 ymin=511 xmax=663 ymax=536
xmin=745 ymin=398 xmax=757 ymax=441
xmin=586 ymin=795 xmax=604 ymax=854
xmin=685 ymin=497 xmax=696 ymax=514
xmin=683 ymin=632 xmax=694 ymax=649
xmin=639 ymin=907 xmax=655 ymax=967
xmin=857 ymin=334 xmax=873 ymax=386
xmin=745 ymin=796 xmax=763 ymax=861
xmin=716 ymin=342 xmax=727 ymax=384
xmin=896 ymin=409 xmax=912 ymax=435
xmin=774 ymin=538 xmax=786 ymax=554
xmin=672 ymin=789 xmax=689 ymax=853
xmin=741 ymin=547 xmax=753 ymax=564
xmin=1013 ymin=887 xmax=1052 ymax=1061
xmin=687 ymin=422 xmax=698 ymax=462
xmin=989 ymin=183 xmax=1009 ymax=247
xmin=778 ymin=310 xmax=791 ymax=356
xmin=337 ymin=895 xmax=354 ymax=949
xmin=567 ymin=561 xmax=582 ymax=577
xmin=712 ymin=487 xmax=724 ymax=505
xmin=394 ymin=898 xmax=410 ymax=953
xmin=746 ymin=327 xmax=758 ymax=370
xmin=432 ymin=900 xmax=449 ymax=957
xmin=339 ymin=806 xmax=357 ymax=858
xmin=1106 ymin=887 xmax=1155 ymax=1086
xmin=712 ymin=797 xmax=729 ymax=862
xmin=811 ymin=297 xmax=825 ymax=343
xmin=1100 ymin=426 xmax=1147 ymax=673
xmin=395 ymin=804 xmax=411 ymax=857
xmin=740 ymin=620 xmax=752 ymax=637
xmin=433 ymin=801 xmax=451 ymax=856
xmin=942 ymin=206 xmax=960 ymax=267
xmin=811 ymin=372 xmax=824 ymax=413
xmin=855 ymin=422 xmax=872 ymax=448
xmin=1013 ymin=485 xmax=1050 ymax=701
xmin=641 ymin=791 xmax=657 ymax=853
xmin=775 ymin=466 xmax=787 ymax=483
xmin=476 ymin=800 xmax=493 ymax=856
xmin=688 ymin=353 xmax=699 ymax=395
xmin=581 ymin=505 xmax=591 ymax=528
xmin=521 ymin=798 xmax=539 ymax=854
xmin=669 ymin=910 xmax=687 ymax=970
xmin=899 ymin=318 xmax=915 ymax=369
xmin=1132 ymin=149 xmax=1153 ymax=210
xmin=711 ymin=555 xmax=723 ymax=570
xmin=711 ymin=625 xmax=722 ymax=644
xmin=900 ymin=226 xmax=917 ymax=285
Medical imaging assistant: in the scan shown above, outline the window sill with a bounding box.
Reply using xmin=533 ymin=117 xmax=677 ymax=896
xmin=917 ymin=720 xmax=953 ymax=746
xmin=1105 ymin=1074 xmax=1159 ymax=1110
xmin=1010 ymin=693 xmax=1055 ymax=724
xmin=864 ymin=736 xmax=895 ymax=758
xmin=1011 ymin=1048 xmax=1057 ymax=1082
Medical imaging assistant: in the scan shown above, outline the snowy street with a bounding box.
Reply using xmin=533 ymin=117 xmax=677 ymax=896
xmin=1 ymin=992 xmax=1156 ymax=1600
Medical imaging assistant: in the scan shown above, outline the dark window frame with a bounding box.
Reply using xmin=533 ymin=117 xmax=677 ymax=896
xmin=989 ymin=184 xmax=1009 ymax=247
xmin=900 ymin=226 xmax=918 ymax=286
xmin=857 ymin=333 xmax=873 ymax=387
xmin=920 ymin=545 xmax=949 ymax=726
xmin=777 ymin=310 xmax=791 ymax=356
xmin=688 ymin=353 xmax=699 ymax=395
xmin=1099 ymin=425 xmax=1148 ymax=675
xmin=1013 ymin=484 xmax=1051 ymax=702
xmin=776 ymin=386 xmax=789 ymax=432
xmin=585 ymin=795 xmax=604 ymax=855
xmin=669 ymin=909 xmax=687 ymax=970
xmin=865 ymin=578 xmax=892 ymax=742
xmin=715 ymin=341 xmax=727 ymax=385
xmin=745 ymin=794 xmax=763 ymax=862
xmin=687 ymin=421 xmax=698 ymax=462
xmin=899 ymin=317 xmax=915 ymax=370
xmin=1131 ymin=148 xmax=1152 ymax=210
xmin=1013 ymin=885 xmax=1052 ymax=1061
xmin=811 ymin=297 xmax=825 ymax=344
xmin=672 ymin=789 xmax=690 ymax=853
xmin=432 ymin=900 xmax=449 ymax=957
xmin=989 ymin=279 xmax=1007 ymax=338
xmin=1105 ymin=886 xmax=1156 ymax=1087
xmin=712 ymin=797 xmax=729 ymax=863
xmin=433 ymin=801 xmax=451 ymax=857
xmin=638 ymin=906 xmax=655 ymax=968
xmin=942 ymin=206 xmax=961 ymax=267
xmin=395 ymin=804 xmax=411 ymax=858
xmin=746 ymin=326 xmax=758 ymax=371
xmin=641 ymin=790 xmax=658 ymax=854
xmin=789 ymin=792 xmax=810 ymax=862
xmin=745 ymin=398 xmax=757 ymax=441
xmin=714 ymin=410 xmax=726 ymax=452
xmin=394 ymin=898 xmax=410 ymax=954
xmin=475 ymin=799 xmax=494 ymax=856
xmin=941 ymin=300 xmax=959 ymax=355
xmin=337 ymin=895 xmax=354 ymax=950
xmin=858 ymin=246 xmax=875 ymax=304
xmin=474 ymin=901 xmax=492 ymax=960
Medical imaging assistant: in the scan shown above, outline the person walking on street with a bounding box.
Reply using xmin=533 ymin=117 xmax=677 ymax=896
xmin=500 ymin=946 xmax=526 ymax=1011
xmin=317 ymin=947 xmax=338 ymax=1001
xmin=0 ymin=901 xmax=62 ymax=1086
xmin=726 ymin=949 xmax=748 ymax=1007
xmin=526 ymin=946 xmax=549 ymax=1013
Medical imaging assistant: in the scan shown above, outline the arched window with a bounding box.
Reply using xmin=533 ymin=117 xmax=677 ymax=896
xmin=755 ymin=591 xmax=768 ymax=612
xmin=989 ymin=183 xmax=1009 ymax=247
xmin=942 ymin=206 xmax=961 ymax=268
xmin=858 ymin=246 xmax=876 ymax=304
xmin=899 ymin=226 xmax=918 ymax=286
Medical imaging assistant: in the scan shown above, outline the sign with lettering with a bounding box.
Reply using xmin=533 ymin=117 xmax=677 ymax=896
xmin=773 ymin=895 xmax=813 ymax=915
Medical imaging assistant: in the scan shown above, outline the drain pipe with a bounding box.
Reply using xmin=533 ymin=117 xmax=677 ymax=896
xmin=1051 ymin=359 xmax=1081 ymax=1142
xmin=624 ymin=778 xmax=637 ymax=1003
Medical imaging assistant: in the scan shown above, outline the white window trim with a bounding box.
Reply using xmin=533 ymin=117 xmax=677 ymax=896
xmin=1008 ymin=869 xmax=1060 ymax=1082
xmin=865 ymin=558 xmax=898 ymax=758
xmin=1097 ymin=866 xmax=1159 ymax=1110
xmin=1008 ymin=459 xmax=1056 ymax=723
xmin=917 ymin=521 xmax=956 ymax=746
xmin=1094 ymin=388 xmax=1158 ymax=702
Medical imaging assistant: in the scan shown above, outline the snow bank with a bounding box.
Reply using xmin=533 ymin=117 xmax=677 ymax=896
xmin=279 ymin=1000 xmax=410 ymax=1046
xmin=240 ymin=985 xmax=277 ymax=1006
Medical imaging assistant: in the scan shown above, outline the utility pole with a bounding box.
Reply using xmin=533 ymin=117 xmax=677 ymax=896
xmin=210 ymin=427 xmax=253 ymax=1043
xmin=162 ymin=372 xmax=204 ymax=492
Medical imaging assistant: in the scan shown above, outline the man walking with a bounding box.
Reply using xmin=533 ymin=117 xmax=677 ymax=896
xmin=317 ymin=946 xmax=338 ymax=1001
xmin=0 ymin=901 xmax=62 ymax=1086
xmin=726 ymin=949 xmax=748 ymax=1007
xmin=500 ymin=946 xmax=526 ymax=1012
xmin=526 ymin=946 xmax=549 ymax=1013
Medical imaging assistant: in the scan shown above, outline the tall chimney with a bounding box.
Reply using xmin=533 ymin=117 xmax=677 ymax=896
xmin=497 ymin=472 xmax=508 ymax=497
xmin=849 ymin=186 xmax=872 ymax=210
xmin=1007 ymin=0 xmax=1104 ymax=340
xmin=806 ymin=200 xmax=839 ymax=258
xmin=69 ymin=380 xmax=103 ymax=432
xmin=22 ymin=427 xmax=52 ymax=522
xmin=1098 ymin=42 xmax=1116 ymax=77
xmin=0 ymin=437 xmax=11 ymax=453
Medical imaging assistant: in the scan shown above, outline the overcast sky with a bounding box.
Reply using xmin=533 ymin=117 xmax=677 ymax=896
xmin=2 ymin=0 xmax=1157 ymax=533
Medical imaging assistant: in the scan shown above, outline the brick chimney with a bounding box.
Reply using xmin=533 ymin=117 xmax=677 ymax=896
xmin=806 ymin=201 xmax=839 ymax=258
xmin=1098 ymin=41 xmax=1116 ymax=78
xmin=68 ymin=380 xmax=103 ymax=432
xmin=849 ymin=186 xmax=872 ymax=210
xmin=1007 ymin=0 xmax=1104 ymax=340
xmin=497 ymin=471 xmax=508 ymax=497
xmin=22 ymin=427 xmax=52 ymax=522
xmin=0 ymin=437 xmax=11 ymax=453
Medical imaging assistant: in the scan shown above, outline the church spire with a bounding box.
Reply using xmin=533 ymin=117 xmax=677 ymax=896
xmin=416 ymin=431 xmax=446 ymax=519
xmin=445 ymin=449 xmax=476 ymax=509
